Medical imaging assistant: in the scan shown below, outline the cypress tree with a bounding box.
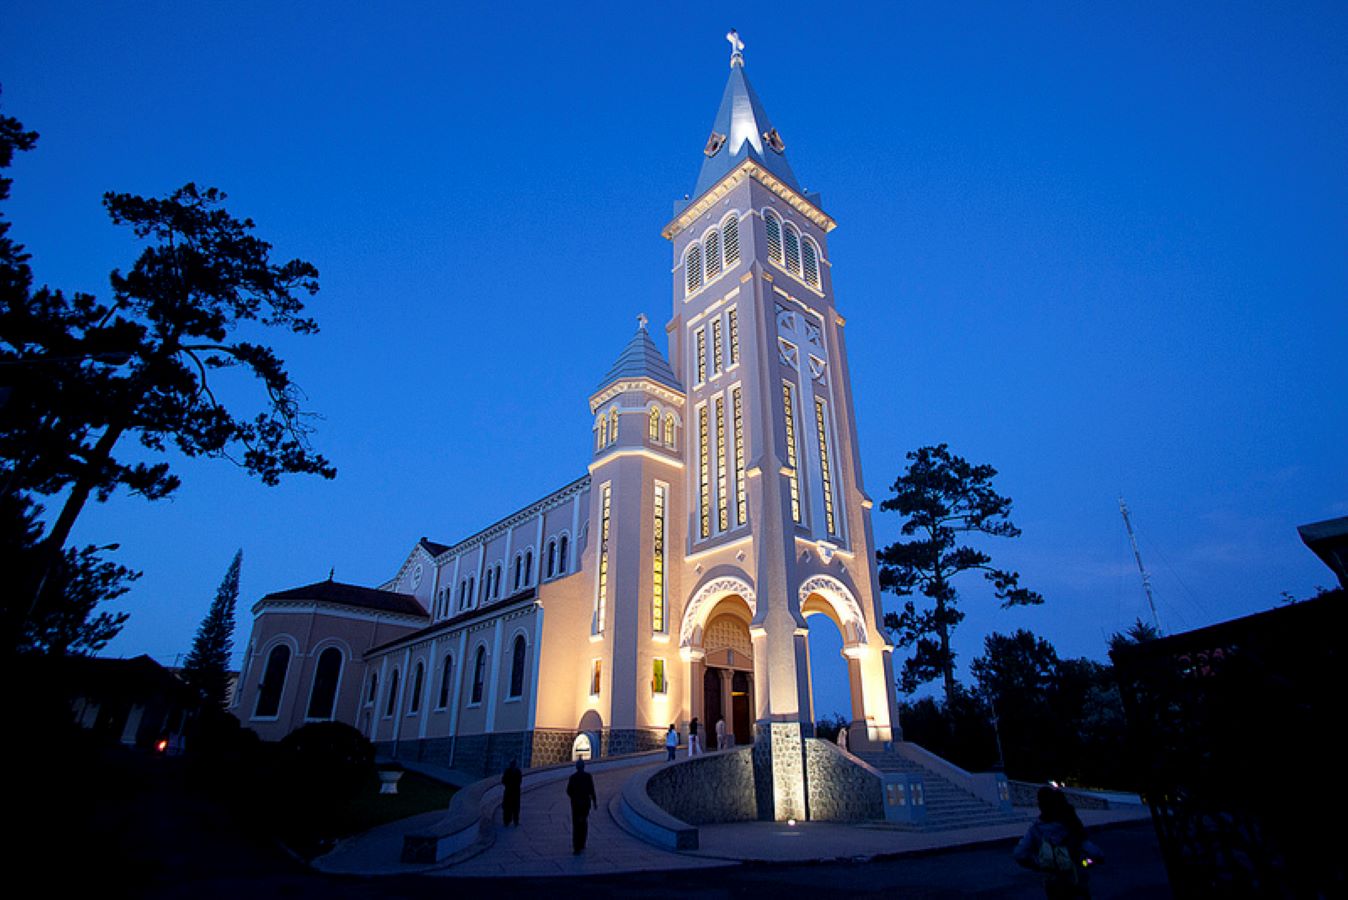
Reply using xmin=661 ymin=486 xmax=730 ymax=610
xmin=182 ymin=549 xmax=242 ymax=710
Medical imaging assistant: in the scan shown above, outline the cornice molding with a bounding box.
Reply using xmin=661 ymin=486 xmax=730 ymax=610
xmin=662 ymin=159 xmax=837 ymax=240
xmin=589 ymin=377 xmax=686 ymax=412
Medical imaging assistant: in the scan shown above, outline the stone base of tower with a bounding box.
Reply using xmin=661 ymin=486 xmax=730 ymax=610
xmin=751 ymin=720 xmax=809 ymax=821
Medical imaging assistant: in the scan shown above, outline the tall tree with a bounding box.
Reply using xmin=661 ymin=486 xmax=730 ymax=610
xmin=876 ymin=444 xmax=1043 ymax=704
xmin=1106 ymin=617 xmax=1160 ymax=655
xmin=182 ymin=549 xmax=242 ymax=710
xmin=0 ymin=99 xmax=334 ymax=655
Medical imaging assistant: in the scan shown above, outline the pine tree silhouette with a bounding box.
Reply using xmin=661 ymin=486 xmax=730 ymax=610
xmin=182 ymin=549 xmax=242 ymax=710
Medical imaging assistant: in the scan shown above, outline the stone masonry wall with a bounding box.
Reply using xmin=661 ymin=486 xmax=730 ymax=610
xmin=646 ymin=748 xmax=758 ymax=825
xmin=804 ymin=738 xmax=883 ymax=822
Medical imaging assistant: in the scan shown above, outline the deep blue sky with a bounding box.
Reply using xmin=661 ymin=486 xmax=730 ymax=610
xmin=6 ymin=2 xmax=1346 ymax=716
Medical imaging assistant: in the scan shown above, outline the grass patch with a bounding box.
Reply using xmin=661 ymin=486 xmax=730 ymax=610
xmin=329 ymin=771 xmax=458 ymax=840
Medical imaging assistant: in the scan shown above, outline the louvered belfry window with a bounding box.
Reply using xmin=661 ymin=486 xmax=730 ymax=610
xmin=686 ymin=243 xmax=703 ymax=295
xmin=723 ymin=216 xmax=740 ymax=267
xmin=803 ymin=238 xmax=819 ymax=287
xmin=705 ymin=230 xmax=722 ymax=280
xmin=784 ymin=225 xmax=801 ymax=275
xmin=765 ymin=210 xmax=783 ymax=264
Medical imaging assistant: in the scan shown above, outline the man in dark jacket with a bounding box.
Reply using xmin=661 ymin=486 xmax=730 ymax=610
xmin=501 ymin=759 xmax=522 ymax=826
xmin=565 ymin=759 xmax=598 ymax=853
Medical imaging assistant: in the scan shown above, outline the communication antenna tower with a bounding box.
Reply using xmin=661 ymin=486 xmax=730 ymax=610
xmin=1118 ymin=496 xmax=1161 ymax=632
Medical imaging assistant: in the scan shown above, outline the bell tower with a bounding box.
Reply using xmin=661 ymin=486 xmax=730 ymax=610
xmin=664 ymin=32 xmax=900 ymax=821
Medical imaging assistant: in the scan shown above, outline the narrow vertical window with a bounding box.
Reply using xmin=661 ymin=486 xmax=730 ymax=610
xmin=723 ymin=216 xmax=740 ymax=267
xmin=664 ymin=412 xmax=675 ymax=446
xmin=711 ymin=319 xmax=723 ymax=376
xmin=715 ymin=394 xmax=728 ymax=533
xmin=784 ymin=225 xmax=801 ymax=274
xmin=523 ymin=551 xmax=532 ymax=585
xmin=590 ymin=659 xmax=603 ymax=696
xmin=609 ymin=407 xmax=619 ymax=445
xmin=803 ymin=238 xmax=820 ymax=287
xmin=367 ymin=672 xmax=378 ymax=705
xmin=652 ymin=482 xmax=666 ymax=633
xmin=509 ymin=636 xmax=527 ymax=698
xmin=685 ymin=243 xmax=703 ymax=295
xmin=733 ymin=386 xmax=747 ymax=526
xmin=652 ymin=658 xmax=668 ymax=694
xmin=513 ymin=555 xmax=522 ymax=591
xmin=494 ymin=564 xmax=502 ymax=596
xmin=782 ymin=381 xmax=802 ymax=523
xmin=594 ymin=484 xmax=611 ymax=633
xmin=385 ymin=668 xmax=400 ymax=716
xmin=409 ymin=662 xmax=424 ymax=714
xmin=698 ymin=405 xmax=711 ymax=539
xmin=727 ymin=306 xmax=740 ymax=366
xmin=764 ymin=209 xmax=783 ymax=264
xmin=557 ymin=537 xmax=568 ymax=574
xmin=695 ymin=327 xmax=707 ymax=384
xmin=471 ymin=648 xmax=485 ymax=704
xmin=648 ymin=406 xmax=660 ymax=442
xmin=437 ymin=655 xmax=454 ymax=709
xmin=705 ymin=230 xmax=721 ymax=280
xmin=306 ymin=647 xmax=342 ymax=720
xmin=547 ymin=540 xmax=556 ymax=578
xmin=467 ymin=576 xmax=474 ymax=605
xmin=596 ymin=415 xmax=606 ymax=451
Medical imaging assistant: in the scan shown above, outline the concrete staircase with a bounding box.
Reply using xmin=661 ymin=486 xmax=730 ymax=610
xmin=854 ymin=750 xmax=1029 ymax=832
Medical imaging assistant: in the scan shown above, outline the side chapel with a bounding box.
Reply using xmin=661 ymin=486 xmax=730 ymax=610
xmin=234 ymin=34 xmax=902 ymax=784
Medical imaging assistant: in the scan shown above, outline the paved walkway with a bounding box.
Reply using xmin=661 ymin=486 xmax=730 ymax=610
xmin=316 ymin=755 xmax=1152 ymax=878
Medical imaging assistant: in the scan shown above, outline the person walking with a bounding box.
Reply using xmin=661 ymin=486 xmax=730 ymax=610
xmin=688 ymin=717 xmax=702 ymax=757
xmin=501 ymin=758 xmax=522 ymax=826
xmin=566 ymin=758 xmax=598 ymax=854
xmin=714 ymin=717 xmax=726 ymax=751
xmin=1013 ymin=786 xmax=1102 ymax=898
xmin=665 ymin=723 xmax=679 ymax=761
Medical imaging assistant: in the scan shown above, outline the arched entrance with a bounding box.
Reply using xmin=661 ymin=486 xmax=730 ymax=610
xmin=799 ymin=575 xmax=870 ymax=734
xmin=680 ymin=575 xmax=757 ymax=747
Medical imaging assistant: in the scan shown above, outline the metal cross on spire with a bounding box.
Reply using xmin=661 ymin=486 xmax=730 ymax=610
xmin=636 ymin=312 xmax=649 ymax=331
xmin=726 ymin=29 xmax=745 ymax=68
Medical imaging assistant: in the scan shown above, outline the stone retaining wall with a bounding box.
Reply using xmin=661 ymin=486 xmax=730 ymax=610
xmin=1009 ymin=780 xmax=1111 ymax=810
xmin=804 ymin=738 xmax=883 ymax=822
xmin=645 ymin=748 xmax=757 ymax=824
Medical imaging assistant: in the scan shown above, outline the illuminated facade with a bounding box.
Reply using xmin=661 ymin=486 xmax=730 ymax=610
xmin=235 ymin=41 xmax=901 ymax=803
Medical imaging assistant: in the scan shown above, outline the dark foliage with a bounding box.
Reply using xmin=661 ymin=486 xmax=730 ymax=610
xmin=181 ymin=549 xmax=241 ymax=709
xmin=876 ymin=444 xmax=1043 ymax=704
xmin=814 ymin=712 xmax=848 ymax=742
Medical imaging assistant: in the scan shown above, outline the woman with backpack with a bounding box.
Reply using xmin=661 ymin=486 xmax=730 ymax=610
xmin=1013 ymin=786 xmax=1103 ymax=899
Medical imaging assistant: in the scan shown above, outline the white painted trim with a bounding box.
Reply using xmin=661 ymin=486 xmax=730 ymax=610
xmin=588 ymin=447 xmax=685 ymax=471
xmin=302 ymin=644 xmax=346 ymax=722
xmin=485 ymin=618 xmax=503 ymax=732
xmin=448 ymin=631 xmax=467 ymax=737
xmin=526 ymin=606 xmax=543 ymax=735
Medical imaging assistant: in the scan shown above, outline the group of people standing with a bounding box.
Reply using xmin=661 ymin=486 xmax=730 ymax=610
xmin=665 ymin=717 xmax=733 ymax=760
xmin=498 ymin=756 xmax=598 ymax=854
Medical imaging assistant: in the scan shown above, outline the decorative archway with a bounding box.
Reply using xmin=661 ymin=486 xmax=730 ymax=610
xmin=798 ymin=575 xmax=869 ymax=647
xmin=679 ymin=575 xmax=756 ymax=650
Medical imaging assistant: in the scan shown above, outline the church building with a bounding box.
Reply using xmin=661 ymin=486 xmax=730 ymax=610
xmin=234 ymin=35 xmax=902 ymax=786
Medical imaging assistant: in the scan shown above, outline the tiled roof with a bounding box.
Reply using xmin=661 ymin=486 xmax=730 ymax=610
xmin=261 ymin=579 xmax=427 ymax=618
xmin=596 ymin=325 xmax=683 ymax=394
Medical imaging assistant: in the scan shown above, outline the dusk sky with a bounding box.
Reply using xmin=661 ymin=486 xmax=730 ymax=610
xmin=6 ymin=2 xmax=1345 ymax=717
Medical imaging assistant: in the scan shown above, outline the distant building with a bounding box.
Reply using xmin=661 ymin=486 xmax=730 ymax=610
xmin=234 ymin=39 xmax=901 ymax=797
xmin=60 ymin=654 xmax=196 ymax=750
xmin=1296 ymin=515 xmax=1348 ymax=589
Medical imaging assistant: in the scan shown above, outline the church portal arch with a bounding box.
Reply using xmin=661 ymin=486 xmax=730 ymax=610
xmin=798 ymin=575 xmax=869 ymax=647
xmin=679 ymin=575 xmax=756 ymax=650
xmin=798 ymin=575 xmax=871 ymax=733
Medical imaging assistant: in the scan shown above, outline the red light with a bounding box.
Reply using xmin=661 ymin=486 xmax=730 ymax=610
xmin=156 ymin=739 xmax=168 ymax=753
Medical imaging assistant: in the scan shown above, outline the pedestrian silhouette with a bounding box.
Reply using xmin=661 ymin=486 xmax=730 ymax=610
xmin=665 ymin=723 xmax=678 ymax=761
xmin=688 ymin=716 xmax=702 ymax=757
xmin=1013 ymin=786 xmax=1103 ymax=899
xmin=566 ymin=758 xmax=598 ymax=853
xmin=501 ymin=758 xmax=522 ymax=826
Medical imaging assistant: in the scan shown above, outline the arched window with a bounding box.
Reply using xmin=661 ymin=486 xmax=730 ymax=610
xmin=595 ymin=415 xmax=607 ymax=451
xmin=704 ymin=229 xmax=721 ymax=280
xmin=385 ymin=668 xmax=400 ymax=717
xmin=254 ymin=644 xmax=291 ymax=718
xmin=482 ymin=570 xmax=492 ymax=602
xmin=509 ymin=635 xmax=527 ymax=698
xmin=409 ymin=662 xmax=424 ymax=714
xmin=648 ymin=406 xmax=660 ymax=442
xmin=802 ymin=237 xmax=820 ymax=287
xmin=524 ymin=550 xmax=533 ymax=585
xmin=546 ymin=540 xmax=556 ymax=578
xmin=437 ymin=654 xmax=454 ymax=708
xmin=558 ymin=536 xmax=569 ymax=574
xmin=513 ymin=554 xmax=522 ymax=591
xmin=784 ymin=224 xmax=801 ymax=274
xmin=306 ymin=647 xmax=342 ymax=720
xmin=609 ymin=407 xmax=619 ymax=445
xmin=764 ymin=209 xmax=783 ymax=264
xmin=367 ymin=671 xmax=378 ymax=704
xmin=664 ymin=412 xmax=675 ymax=446
xmin=494 ymin=564 xmax=502 ymax=596
xmin=723 ymin=215 xmax=741 ymax=267
xmin=467 ymin=576 xmax=475 ymax=606
xmin=471 ymin=646 xmax=486 ymax=704
xmin=685 ymin=243 xmax=703 ymax=295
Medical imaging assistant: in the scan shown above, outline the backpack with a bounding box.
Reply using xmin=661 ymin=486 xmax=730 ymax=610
xmin=1037 ymin=837 xmax=1079 ymax=885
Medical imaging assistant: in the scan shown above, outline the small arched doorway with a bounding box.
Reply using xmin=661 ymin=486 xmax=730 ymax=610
xmin=701 ymin=609 xmax=755 ymax=748
xmin=571 ymin=732 xmax=593 ymax=761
